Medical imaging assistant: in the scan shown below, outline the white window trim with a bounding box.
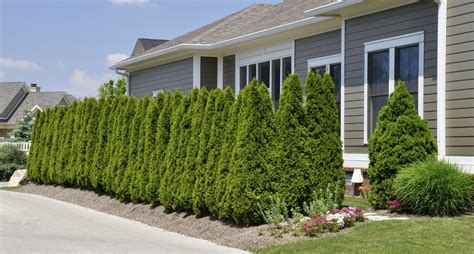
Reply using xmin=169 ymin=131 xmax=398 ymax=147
xmin=307 ymin=54 xmax=341 ymax=70
xmin=237 ymin=56 xmax=292 ymax=99
xmin=363 ymin=31 xmax=425 ymax=144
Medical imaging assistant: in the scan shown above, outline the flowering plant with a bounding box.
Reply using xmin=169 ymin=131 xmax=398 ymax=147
xmin=386 ymin=199 xmax=401 ymax=212
xmin=301 ymin=207 xmax=365 ymax=236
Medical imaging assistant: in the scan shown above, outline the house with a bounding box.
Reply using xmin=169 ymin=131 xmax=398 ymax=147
xmin=0 ymin=82 xmax=76 ymax=139
xmin=110 ymin=0 xmax=474 ymax=176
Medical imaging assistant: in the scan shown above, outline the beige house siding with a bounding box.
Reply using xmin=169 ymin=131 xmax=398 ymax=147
xmin=344 ymin=0 xmax=438 ymax=154
xmin=446 ymin=0 xmax=474 ymax=156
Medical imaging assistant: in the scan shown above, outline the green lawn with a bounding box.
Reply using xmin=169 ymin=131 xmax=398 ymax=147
xmin=258 ymin=216 xmax=474 ymax=254
xmin=343 ymin=195 xmax=371 ymax=211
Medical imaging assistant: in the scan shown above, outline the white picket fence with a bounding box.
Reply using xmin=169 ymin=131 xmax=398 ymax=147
xmin=0 ymin=142 xmax=31 ymax=154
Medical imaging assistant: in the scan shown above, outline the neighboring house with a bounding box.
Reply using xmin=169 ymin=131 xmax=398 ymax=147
xmin=110 ymin=0 xmax=474 ymax=174
xmin=0 ymin=82 xmax=76 ymax=139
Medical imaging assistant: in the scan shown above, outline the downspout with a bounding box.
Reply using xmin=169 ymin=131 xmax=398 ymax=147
xmin=115 ymin=69 xmax=130 ymax=96
xmin=437 ymin=0 xmax=447 ymax=159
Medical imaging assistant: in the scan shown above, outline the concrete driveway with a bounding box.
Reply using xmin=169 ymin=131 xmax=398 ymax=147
xmin=0 ymin=190 xmax=248 ymax=254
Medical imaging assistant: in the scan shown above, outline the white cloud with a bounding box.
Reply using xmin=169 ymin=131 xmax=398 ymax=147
xmin=0 ymin=71 xmax=6 ymax=80
xmin=110 ymin=0 xmax=149 ymax=5
xmin=107 ymin=53 xmax=129 ymax=67
xmin=0 ymin=57 xmax=40 ymax=71
xmin=66 ymin=69 xmax=115 ymax=98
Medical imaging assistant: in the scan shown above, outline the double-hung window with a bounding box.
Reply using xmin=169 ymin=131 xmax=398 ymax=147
xmin=363 ymin=31 xmax=424 ymax=144
xmin=239 ymin=56 xmax=292 ymax=105
xmin=308 ymin=54 xmax=342 ymax=132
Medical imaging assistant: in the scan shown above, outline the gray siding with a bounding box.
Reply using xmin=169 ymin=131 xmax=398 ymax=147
xmin=344 ymin=0 xmax=438 ymax=154
xmin=129 ymin=57 xmax=193 ymax=97
xmin=295 ymin=30 xmax=341 ymax=83
xmin=446 ymin=0 xmax=474 ymax=156
xmin=223 ymin=55 xmax=235 ymax=89
xmin=201 ymin=57 xmax=218 ymax=91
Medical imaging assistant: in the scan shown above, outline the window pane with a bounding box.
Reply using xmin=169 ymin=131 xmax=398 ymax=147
xmin=249 ymin=64 xmax=257 ymax=81
xmin=240 ymin=66 xmax=247 ymax=90
xmin=311 ymin=66 xmax=326 ymax=76
xmin=272 ymin=59 xmax=281 ymax=106
xmin=282 ymin=57 xmax=292 ymax=82
xmin=258 ymin=61 xmax=270 ymax=88
xmin=396 ymin=45 xmax=419 ymax=108
xmin=330 ymin=63 xmax=341 ymax=134
xmin=368 ymin=50 xmax=389 ymax=134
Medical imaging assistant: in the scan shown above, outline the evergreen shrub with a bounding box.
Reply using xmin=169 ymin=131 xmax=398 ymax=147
xmin=368 ymin=81 xmax=437 ymax=208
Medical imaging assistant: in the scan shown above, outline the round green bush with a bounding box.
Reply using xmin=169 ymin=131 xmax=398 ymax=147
xmin=394 ymin=160 xmax=472 ymax=216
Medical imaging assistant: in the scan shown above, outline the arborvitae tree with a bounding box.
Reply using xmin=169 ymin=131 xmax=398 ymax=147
xmin=39 ymin=108 xmax=55 ymax=183
xmin=27 ymin=110 xmax=43 ymax=182
xmin=111 ymin=97 xmax=137 ymax=195
xmin=66 ymin=100 xmax=89 ymax=186
xmin=56 ymin=102 xmax=78 ymax=185
xmin=270 ymin=74 xmax=308 ymax=209
xmin=159 ymin=91 xmax=193 ymax=210
xmin=74 ymin=98 xmax=95 ymax=188
xmin=221 ymin=81 xmax=276 ymax=225
xmin=80 ymin=99 xmax=100 ymax=189
xmin=192 ymin=88 xmax=224 ymax=215
xmin=209 ymin=91 xmax=241 ymax=217
xmin=178 ymin=88 xmax=209 ymax=210
xmin=90 ymin=98 xmax=112 ymax=190
xmin=47 ymin=107 xmax=65 ymax=184
xmin=137 ymin=93 xmax=164 ymax=202
xmin=120 ymin=97 xmax=148 ymax=201
xmin=168 ymin=89 xmax=199 ymax=209
xmin=369 ymin=81 xmax=436 ymax=208
xmin=103 ymin=96 xmax=127 ymax=194
xmin=145 ymin=91 xmax=181 ymax=204
xmin=305 ymin=72 xmax=345 ymax=205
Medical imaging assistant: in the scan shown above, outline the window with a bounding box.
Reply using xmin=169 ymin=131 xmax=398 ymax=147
xmin=238 ymin=56 xmax=292 ymax=105
xmin=307 ymin=54 xmax=342 ymax=133
xmin=240 ymin=66 xmax=247 ymax=90
xmin=258 ymin=61 xmax=270 ymax=88
xmin=368 ymin=50 xmax=389 ymax=135
xmin=363 ymin=31 xmax=424 ymax=143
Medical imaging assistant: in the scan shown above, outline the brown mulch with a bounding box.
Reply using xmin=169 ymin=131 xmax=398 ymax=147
xmin=15 ymin=183 xmax=309 ymax=251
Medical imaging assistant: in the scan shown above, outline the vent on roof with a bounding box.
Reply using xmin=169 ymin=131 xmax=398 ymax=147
xmin=30 ymin=83 xmax=40 ymax=93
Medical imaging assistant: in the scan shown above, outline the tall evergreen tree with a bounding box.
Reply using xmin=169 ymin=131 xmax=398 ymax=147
xmin=120 ymin=97 xmax=148 ymax=201
xmin=369 ymin=81 xmax=436 ymax=208
xmin=270 ymin=73 xmax=308 ymax=209
xmin=159 ymin=90 xmax=193 ymax=210
xmin=178 ymin=88 xmax=209 ymax=210
xmin=56 ymin=102 xmax=78 ymax=185
xmin=304 ymin=72 xmax=345 ymax=204
xmin=10 ymin=109 xmax=34 ymax=141
xmin=221 ymin=81 xmax=275 ymax=225
xmin=39 ymin=108 xmax=55 ymax=183
xmin=103 ymin=96 xmax=127 ymax=193
xmin=74 ymin=98 xmax=95 ymax=188
xmin=47 ymin=107 xmax=65 ymax=184
xmin=90 ymin=98 xmax=112 ymax=191
xmin=111 ymin=97 xmax=137 ymax=195
xmin=145 ymin=91 xmax=181 ymax=204
xmin=209 ymin=91 xmax=241 ymax=217
xmin=135 ymin=94 xmax=164 ymax=202
xmin=27 ymin=110 xmax=44 ymax=182
xmin=192 ymin=88 xmax=224 ymax=215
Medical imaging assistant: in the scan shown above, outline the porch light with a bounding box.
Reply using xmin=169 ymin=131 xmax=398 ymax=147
xmin=351 ymin=168 xmax=364 ymax=184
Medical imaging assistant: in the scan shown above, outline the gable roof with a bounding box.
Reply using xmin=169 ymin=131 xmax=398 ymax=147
xmin=114 ymin=0 xmax=335 ymax=68
xmin=132 ymin=38 xmax=169 ymax=57
xmin=0 ymin=82 xmax=76 ymax=124
xmin=0 ymin=82 xmax=28 ymax=120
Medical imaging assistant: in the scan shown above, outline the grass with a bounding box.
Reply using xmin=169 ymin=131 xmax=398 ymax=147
xmin=258 ymin=216 xmax=474 ymax=254
xmin=343 ymin=195 xmax=371 ymax=211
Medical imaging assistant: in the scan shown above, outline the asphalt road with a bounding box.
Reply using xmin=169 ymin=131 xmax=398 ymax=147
xmin=0 ymin=190 xmax=248 ymax=254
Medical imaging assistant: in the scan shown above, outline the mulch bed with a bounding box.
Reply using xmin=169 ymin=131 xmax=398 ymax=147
xmin=15 ymin=183 xmax=309 ymax=250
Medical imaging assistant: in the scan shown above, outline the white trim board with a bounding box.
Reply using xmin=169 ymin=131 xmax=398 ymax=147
xmin=341 ymin=19 xmax=346 ymax=152
xmin=307 ymin=54 xmax=341 ymax=69
xmin=444 ymin=156 xmax=474 ymax=174
xmin=363 ymin=31 xmax=425 ymax=144
xmin=343 ymin=153 xmax=369 ymax=169
xmin=193 ymin=55 xmax=201 ymax=88
xmin=437 ymin=0 xmax=447 ymax=158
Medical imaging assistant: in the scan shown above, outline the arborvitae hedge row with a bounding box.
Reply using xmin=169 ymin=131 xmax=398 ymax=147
xmin=29 ymin=74 xmax=347 ymax=225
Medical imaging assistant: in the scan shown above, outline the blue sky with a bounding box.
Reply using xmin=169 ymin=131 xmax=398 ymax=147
xmin=0 ymin=0 xmax=280 ymax=97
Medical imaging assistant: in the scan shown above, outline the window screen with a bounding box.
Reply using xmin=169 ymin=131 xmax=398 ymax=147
xmin=396 ymin=45 xmax=419 ymax=108
xmin=240 ymin=66 xmax=247 ymax=90
xmin=258 ymin=61 xmax=270 ymax=88
xmin=368 ymin=50 xmax=389 ymax=135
